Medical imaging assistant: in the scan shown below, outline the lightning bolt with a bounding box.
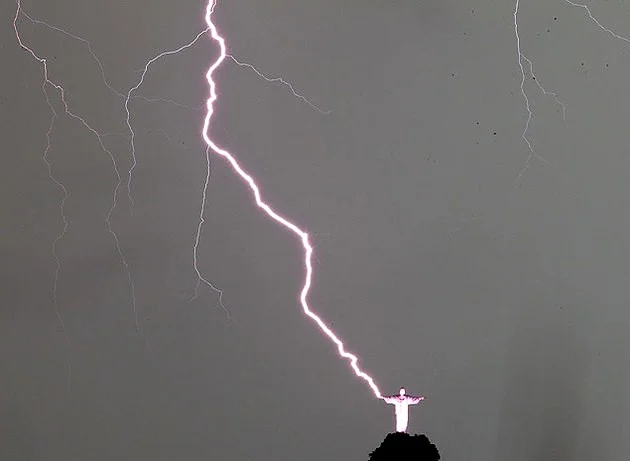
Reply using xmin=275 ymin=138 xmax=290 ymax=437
xmin=14 ymin=0 xmax=379 ymax=397
xmin=512 ymin=0 xmax=561 ymax=185
xmin=202 ymin=0 xmax=382 ymax=398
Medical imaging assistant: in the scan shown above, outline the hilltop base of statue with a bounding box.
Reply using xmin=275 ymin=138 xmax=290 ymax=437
xmin=368 ymin=432 xmax=440 ymax=460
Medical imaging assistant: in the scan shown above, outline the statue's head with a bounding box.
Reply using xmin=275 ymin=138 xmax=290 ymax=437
xmin=399 ymin=387 xmax=406 ymax=396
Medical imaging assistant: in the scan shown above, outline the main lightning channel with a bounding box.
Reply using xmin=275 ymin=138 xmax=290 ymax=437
xmin=201 ymin=1 xmax=382 ymax=399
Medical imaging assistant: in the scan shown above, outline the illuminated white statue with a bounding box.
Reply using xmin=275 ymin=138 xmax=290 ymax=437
xmin=382 ymin=387 xmax=425 ymax=432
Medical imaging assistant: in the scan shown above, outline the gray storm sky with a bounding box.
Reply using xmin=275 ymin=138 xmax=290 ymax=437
xmin=3 ymin=0 xmax=630 ymax=459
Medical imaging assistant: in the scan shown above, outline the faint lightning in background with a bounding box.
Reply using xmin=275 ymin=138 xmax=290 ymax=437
xmin=14 ymin=1 xmax=149 ymax=353
xmin=123 ymin=28 xmax=210 ymax=209
xmin=512 ymin=0 xmax=560 ymax=185
xmin=226 ymin=55 xmax=331 ymax=114
xmin=17 ymin=8 xmax=123 ymax=99
xmin=512 ymin=0 xmax=630 ymax=185
xmin=17 ymin=36 xmax=73 ymax=390
xmin=13 ymin=0 xmax=143 ymax=387
xmin=202 ymin=0 xmax=382 ymax=398
xmin=563 ymin=1 xmax=630 ymax=43
xmin=523 ymin=55 xmax=567 ymax=126
xmin=189 ymin=144 xmax=233 ymax=324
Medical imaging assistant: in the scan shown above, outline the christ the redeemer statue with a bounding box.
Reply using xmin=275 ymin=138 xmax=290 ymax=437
xmin=382 ymin=387 xmax=425 ymax=433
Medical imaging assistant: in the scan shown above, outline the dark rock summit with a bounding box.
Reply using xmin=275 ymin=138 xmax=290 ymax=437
xmin=369 ymin=432 xmax=440 ymax=460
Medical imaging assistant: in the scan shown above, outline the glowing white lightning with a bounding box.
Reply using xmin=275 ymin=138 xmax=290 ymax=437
xmin=201 ymin=1 xmax=382 ymax=398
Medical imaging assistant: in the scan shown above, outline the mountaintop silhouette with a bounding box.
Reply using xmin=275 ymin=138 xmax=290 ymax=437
xmin=368 ymin=432 xmax=440 ymax=460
